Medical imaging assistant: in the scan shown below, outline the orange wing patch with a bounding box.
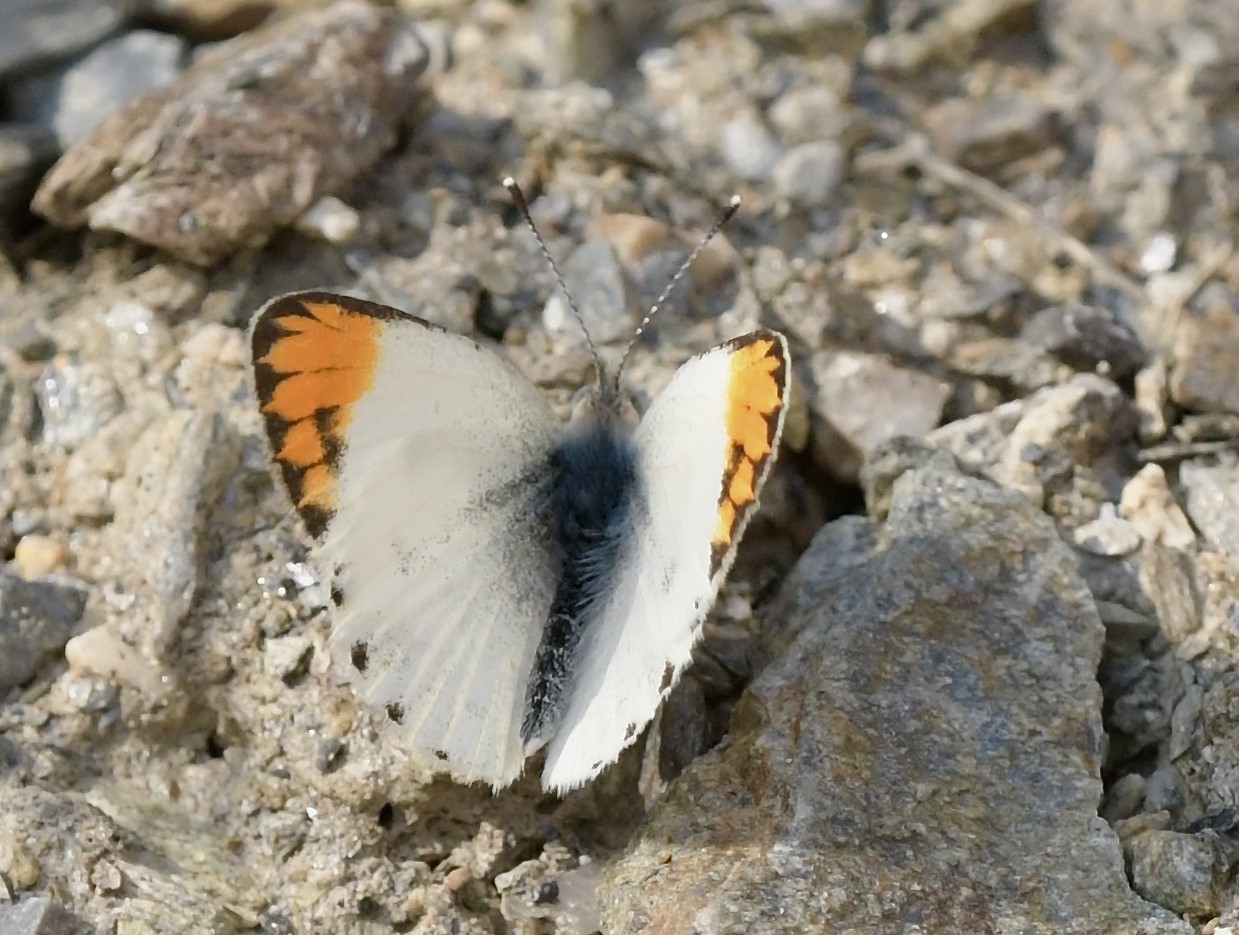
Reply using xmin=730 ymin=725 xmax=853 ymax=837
xmin=252 ymin=293 xmax=392 ymax=538
xmin=709 ymin=333 xmax=788 ymax=578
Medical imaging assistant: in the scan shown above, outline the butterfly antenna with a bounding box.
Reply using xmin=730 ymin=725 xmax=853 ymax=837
xmin=504 ymin=177 xmax=605 ymax=388
xmin=615 ymin=194 xmax=742 ymax=384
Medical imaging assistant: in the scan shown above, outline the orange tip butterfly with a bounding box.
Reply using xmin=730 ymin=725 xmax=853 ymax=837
xmin=250 ymin=179 xmax=790 ymax=793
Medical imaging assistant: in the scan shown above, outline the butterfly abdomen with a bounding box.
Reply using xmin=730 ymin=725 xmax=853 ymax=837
xmin=521 ymin=423 xmax=640 ymax=749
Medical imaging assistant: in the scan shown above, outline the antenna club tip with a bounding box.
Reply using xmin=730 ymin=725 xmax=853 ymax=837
xmin=502 ymin=176 xmax=517 ymax=189
xmin=727 ymin=194 xmax=741 ymax=209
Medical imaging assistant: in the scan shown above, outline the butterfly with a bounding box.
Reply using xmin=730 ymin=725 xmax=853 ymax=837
xmin=249 ymin=180 xmax=790 ymax=793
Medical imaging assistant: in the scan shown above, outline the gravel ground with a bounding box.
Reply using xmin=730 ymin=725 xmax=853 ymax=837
xmin=2 ymin=0 xmax=1239 ymax=932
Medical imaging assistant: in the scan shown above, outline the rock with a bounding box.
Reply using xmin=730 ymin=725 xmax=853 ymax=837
xmin=1073 ymin=505 xmax=1143 ymax=557
xmin=771 ymin=140 xmax=845 ymax=207
xmin=1169 ymin=305 xmax=1239 ymax=414
xmin=1021 ymin=303 xmax=1147 ymax=379
xmin=864 ymin=0 xmax=1039 ymax=73
xmin=1178 ymin=459 xmax=1239 ymax=558
xmin=263 ymin=635 xmax=312 ymax=681
xmin=768 ymin=82 xmax=849 ymax=146
xmin=929 ymin=373 xmax=1136 ymax=514
xmin=1130 ymin=830 xmax=1233 ymax=918
xmin=1120 ymin=464 xmax=1196 ymax=551
xmin=36 ymin=355 xmax=124 ymax=449
xmin=1144 ymin=764 xmax=1188 ymax=816
xmin=806 ymin=350 xmax=952 ymax=483
xmin=0 ymin=573 xmax=88 ymax=691
xmin=924 ymin=92 xmax=1060 ymax=173
xmin=32 ymin=1 xmax=429 ymax=265
xmin=546 ymin=0 xmax=662 ymax=85
xmin=293 ymin=195 xmax=361 ymax=245
xmin=12 ymin=535 xmax=66 ymax=578
xmin=543 ymin=240 xmax=637 ymax=348
xmin=1099 ymin=772 xmax=1146 ymax=822
xmin=105 ymin=411 xmax=241 ymax=658
xmin=0 ymin=897 xmax=76 ymax=934
xmin=11 ymin=30 xmax=186 ymax=147
xmin=0 ymin=0 xmax=126 ymax=79
xmin=720 ymin=112 xmax=783 ymax=182
xmin=601 ymin=455 xmax=1189 ymax=934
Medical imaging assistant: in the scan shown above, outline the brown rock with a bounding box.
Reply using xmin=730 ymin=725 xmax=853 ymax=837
xmin=32 ymin=0 xmax=429 ymax=265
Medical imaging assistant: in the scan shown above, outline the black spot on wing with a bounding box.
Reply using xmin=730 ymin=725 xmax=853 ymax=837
xmin=385 ymin=703 xmax=404 ymax=724
xmin=350 ymin=641 xmax=368 ymax=673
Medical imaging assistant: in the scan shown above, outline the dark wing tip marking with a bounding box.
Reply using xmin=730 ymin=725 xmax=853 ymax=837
xmin=350 ymin=641 xmax=369 ymax=672
xmin=385 ymin=702 xmax=405 ymax=724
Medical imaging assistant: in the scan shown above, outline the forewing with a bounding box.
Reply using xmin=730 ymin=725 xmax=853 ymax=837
xmin=540 ymin=332 xmax=789 ymax=792
xmin=252 ymin=291 xmax=559 ymax=789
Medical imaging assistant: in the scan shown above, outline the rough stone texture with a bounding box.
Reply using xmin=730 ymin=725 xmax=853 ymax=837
xmin=601 ymin=454 xmax=1188 ymax=934
xmin=0 ymin=0 xmax=126 ymax=79
xmin=1129 ymin=830 xmax=1234 ymax=919
xmin=1169 ymin=305 xmax=1239 ymax=415
xmin=0 ymin=896 xmax=78 ymax=935
xmin=1178 ymin=458 xmax=1239 ymax=559
xmin=32 ymin=0 xmax=429 ymax=265
xmin=0 ymin=573 xmax=87 ymax=691
xmin=806 ymin=349 xmax=952 ymax=482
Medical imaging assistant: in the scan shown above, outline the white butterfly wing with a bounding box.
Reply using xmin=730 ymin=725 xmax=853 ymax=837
xmin=252 ymin=292 xmax=558 ymax=789
xmin=541 ymin=332 xmax=790 ymax=792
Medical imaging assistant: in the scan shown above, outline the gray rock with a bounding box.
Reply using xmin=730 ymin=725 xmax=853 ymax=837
xmin=1179 ymin=459 xmax=1239 ymax=558
xmin=807 ymin=349 xmax=952 ymax=483
xmin=1130 ymin=830 xmax=1233 ymax=918
xmin=601 ymin=456 xmax=1189 ymax=934
xmin=0 ymin=573 xmax=87 ymax=691
xmin=929 ymin=373 xmax=1136 ymax=513
xmin=1169 ymin=305 xmax=1239 ymax=414
xmin=771 ymin=140 xmax=845 ymax=207
xmin=1021 ymin=303 xmax=1147 ymax=379
xmin=32 ymin=1 xmax=429 ymax=265
xmin=12 ymin=30 xmax=186 ymax=148
xmin=543 ymin=240 xmax=636 ymax=347
xmin=720 ymin=112 xmax=783 ymax=181
xmin=0 ymin=896 xmax=76 ymax=934
xmin=106 ymin=411 xmax=241 ymax=659
xmin=1099 ymin=771 xmax=1146 ymax=822
xmin=1144 ymin=764 xmax=1188 ymax=816
xmin=924 ymin=92 xmax=1060 ymax=172
xmin=0 ymin=0 xmax=125 ymax=79
xmin=37 ymin=356 xmax=124 ymax=449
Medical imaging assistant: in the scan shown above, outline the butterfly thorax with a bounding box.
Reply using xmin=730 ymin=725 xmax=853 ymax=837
xmin=521 ymin=414 xmax=641 ymax=751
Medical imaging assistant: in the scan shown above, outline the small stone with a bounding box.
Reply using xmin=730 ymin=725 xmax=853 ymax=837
xmin=1178 ymin=459 xmax=1239 ymax=558
xmin=1140 ymin=233 xmax=1178 ymax=275
xmin=3 ymin=321 xmax=57 ymax=363
xmin=315 ymin=737 xmax=345 ymax=774
xmin=37 ymin=355 xmax=124 ymax=449
xmin=924 ymin=92 xmax=1059 ymax=172
xmin=0 ymin=0 xmax=126 ymax=79
xmin=1073 ymin=505 xmax=1143 ymax=557
xmin=32 ymin=1 xmax=430 ymax=265
xmin=12 ymin=30 xmax=186 ymax=147
xmin=807 ymin=350 xmax=951 ymax=483
xmin=1100 ymin=772 xmax=1146 ymax=822
xmin=444 ymin=867 xmax=473 ymax=892
xmin=720 ymin=112 xmax=783 ymax=181
xmin=768 ymin=83 xmax=848 ymax=146
xmin=543 ymin=240 xmax=635 ymax=347
xmin=0 ymin=833 xmax=41 ymax=890
xmin=0 ymin=896 xmax=74 ymax=933
xmin=263 ymin=635 xmax=312 ymax=681
xmin=64 ymin=623 xmax=165 ymax=697
xmin=771 ymin=140 xmax=845 ymax=207
xmin=1145 ymin=764 xmax=1188 ymax=815
xmin=89 ymin=858 xmax=123 ymax=892
xmin=294 ymin=196 xmax=361 ymax=244
xmin=1120 ymin=464 xmax=1196 ymax=550
xmin=1021 ymin=303 xmax=1147 ymax=379
xmin=12 ymin=535 xmax=64 ymax=579
xmin=1130 ymin=830 xmax=1230 ymax=918
xmin=1169 ymin=305 xmax=1239 ymax=414
xmin=0 ymin=573 xmax=88 ymax=691
xmin=1134 ymin=358 xmax=1171 ymax=443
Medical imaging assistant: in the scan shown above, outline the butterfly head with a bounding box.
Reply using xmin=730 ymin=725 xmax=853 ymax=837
xmin=569 ymin=373 xmax=637 ymax=432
